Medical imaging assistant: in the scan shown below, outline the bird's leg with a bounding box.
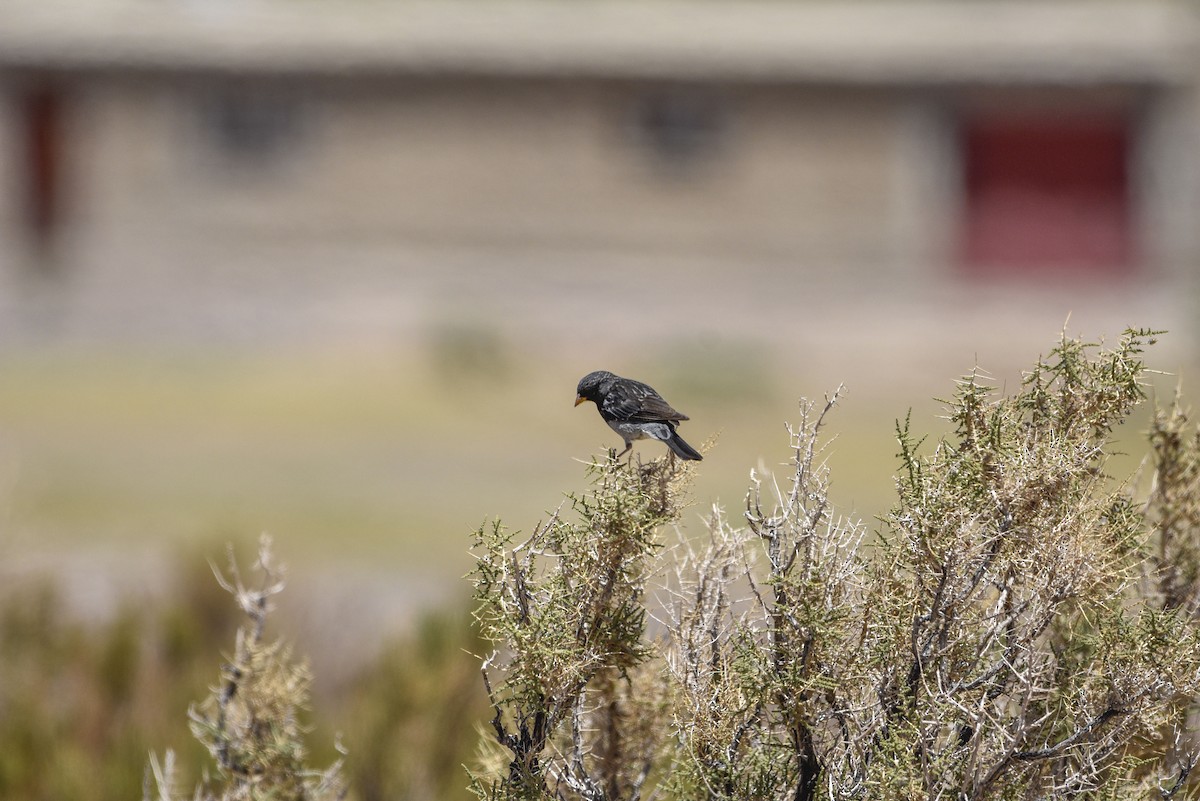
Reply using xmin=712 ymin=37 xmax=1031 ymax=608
xmin=614 ymin=442 xmax=632 ymax=460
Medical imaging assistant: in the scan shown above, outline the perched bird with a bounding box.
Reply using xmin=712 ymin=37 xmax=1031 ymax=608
xmin=574 ymin=370 xmax=702 ymax=461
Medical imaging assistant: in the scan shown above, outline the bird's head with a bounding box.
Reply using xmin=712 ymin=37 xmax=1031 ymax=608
xmin=575 ymin=370 xmax=616 ymax=407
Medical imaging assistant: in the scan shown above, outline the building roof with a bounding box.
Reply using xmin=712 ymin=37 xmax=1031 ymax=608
xmin=1 ymin=0 xmax=1196 ymax=85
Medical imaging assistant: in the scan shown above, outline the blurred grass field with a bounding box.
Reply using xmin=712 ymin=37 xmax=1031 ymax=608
xmin=1 ymin=329 xmax=1177 ymax=587
xmin=0 ymin=341 xmax=912 ymax=570
xmin=0 ymin=333 xmax=960 ymax=650
xmin=3 ymin=250 xmax=1190 ymax=621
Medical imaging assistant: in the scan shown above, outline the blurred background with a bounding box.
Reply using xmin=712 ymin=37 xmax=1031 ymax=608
xmin=1 ymin=1 xmax=1199 ymax=798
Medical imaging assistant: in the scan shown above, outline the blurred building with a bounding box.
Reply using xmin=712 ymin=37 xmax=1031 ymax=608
xmin=1 ymin=1 xmax=1198 ymax=291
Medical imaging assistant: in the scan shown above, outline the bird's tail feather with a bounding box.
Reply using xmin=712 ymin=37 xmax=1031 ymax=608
xmin=667 ymin=432 xmax=703 ymax=461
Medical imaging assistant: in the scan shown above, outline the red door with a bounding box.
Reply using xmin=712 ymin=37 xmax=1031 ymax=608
xmin=960 ymin=114 xmax=1133 ymax=276
xmin=21 ymin=84 xmax=66 ymax=263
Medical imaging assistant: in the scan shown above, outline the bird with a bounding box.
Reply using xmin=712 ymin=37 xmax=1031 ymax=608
xmin=574 ymin=370 xmax=702 ymax=461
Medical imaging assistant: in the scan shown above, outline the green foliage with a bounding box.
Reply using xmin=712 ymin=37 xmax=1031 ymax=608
xmin=145 ymin=540 xmax=486 ymax=801
xmin=865 ymin=328 xmax=1172 ymax=796
xmin=147 ymin=537 xmax=347 ymax=801
xmin=472 ymin=328 xmax=1200 ymax=801
xmin=1147 ymin=394 xmax=1200 ymax=614
xmin=339 ymin=610 xmax=489 ymax=801
xmin=469 ymin=455 xmax=692 ymax=800
xmin=0 ymin=538 xmax=485 ymax=801
xmin=666 ymin=388 xmax=872 ymax=800
xmin=0 ymin=569 xmax=227 ymax=801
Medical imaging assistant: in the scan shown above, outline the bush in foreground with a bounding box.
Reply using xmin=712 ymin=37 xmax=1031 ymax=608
xmin=141 ymin=329 xmax=1200 ymax=800
xmin=470 ymin=328 xmax=1200 ymax=800
xmin=145 ymin=538 xmax=347 ymax=801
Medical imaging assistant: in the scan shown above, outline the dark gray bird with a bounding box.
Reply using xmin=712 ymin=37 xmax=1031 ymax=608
xmin=574 ymin=370 xmax=702 ymax=461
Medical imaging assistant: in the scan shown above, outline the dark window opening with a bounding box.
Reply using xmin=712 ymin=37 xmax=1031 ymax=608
xmin=629 ymin=88 xmax=727 ymax=174
xmin=196 ymin=86 xmax=306 ymax=171
xmin=960 ymin=113 xmax=1134 ymax=276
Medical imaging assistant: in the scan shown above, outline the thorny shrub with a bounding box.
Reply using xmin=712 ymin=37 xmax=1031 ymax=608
xmin=142 ymin=329 xmax=1200 ymax=801
xmin=471 ymin=328 xmax=1200 ymax=801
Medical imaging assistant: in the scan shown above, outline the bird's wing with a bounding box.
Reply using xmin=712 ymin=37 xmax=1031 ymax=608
xmin=603 ymin=379 xmax=690 ymax=423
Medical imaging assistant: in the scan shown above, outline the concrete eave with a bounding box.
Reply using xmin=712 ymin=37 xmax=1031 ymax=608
xmin=0 ymin=0 xmax=1196 ymax=86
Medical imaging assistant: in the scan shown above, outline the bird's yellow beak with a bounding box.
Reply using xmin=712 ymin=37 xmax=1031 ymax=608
xmin=574 ymin=394 xmax=586 ymax=407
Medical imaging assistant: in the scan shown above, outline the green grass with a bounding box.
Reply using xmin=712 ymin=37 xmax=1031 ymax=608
xmin=0 ymin=341 xmax=1179 ymax=585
